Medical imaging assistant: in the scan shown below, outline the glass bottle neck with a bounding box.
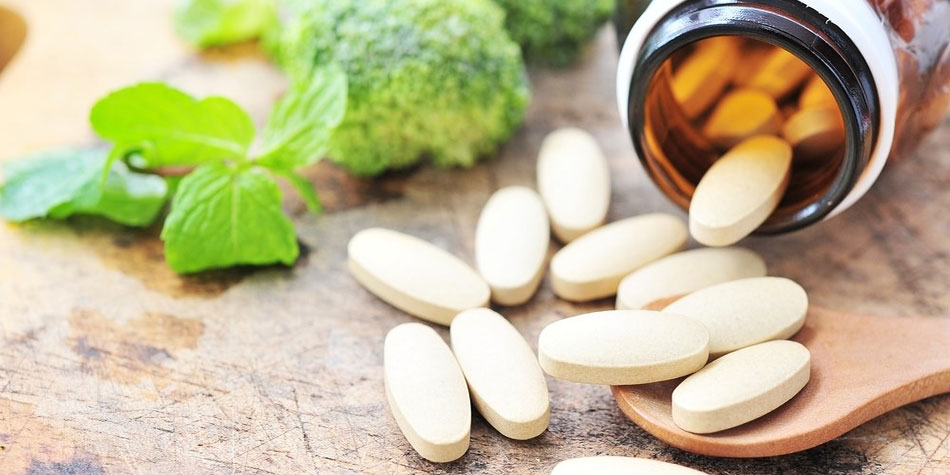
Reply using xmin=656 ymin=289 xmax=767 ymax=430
xmin=618 ymin=0 xmax=881 ymax=234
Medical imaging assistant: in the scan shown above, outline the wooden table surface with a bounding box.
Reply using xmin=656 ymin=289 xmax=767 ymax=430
xmin=1 ymin=1 xmax=948 ymax=473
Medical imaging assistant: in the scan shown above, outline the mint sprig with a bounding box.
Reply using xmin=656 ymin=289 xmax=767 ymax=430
xmin=160 ymin=162 xmax=298 ymax=273
xmin=256 ymin=69 xmax=348 ymax=169
xmin=0 ymin=66 xmax=347 ymax=273
xmin=90 ymin=82 xmax=256 ymax=167
xmin=0 ymin=148 xmax=167 ymax=226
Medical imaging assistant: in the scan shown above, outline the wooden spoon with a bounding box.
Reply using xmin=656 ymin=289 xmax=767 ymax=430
xmin=0 ymin=5 xmax=27 ymax=74
xmin=612 ymin=306 xmax=950 ymax=457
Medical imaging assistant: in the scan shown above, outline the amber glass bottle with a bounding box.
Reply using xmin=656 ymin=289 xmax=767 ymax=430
xmin=615 ymin=0 xmax=950 ymax=234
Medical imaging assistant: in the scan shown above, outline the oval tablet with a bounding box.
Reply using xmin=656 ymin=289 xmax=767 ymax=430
xmin=672 ymin=37 xmax=741 ymax=120
xmin=746 ymin=47 xmax=812 ymax=99
xmin=384 ymin=323 xmax=470 ymax=462
xmin=799 ymin=74 xmax=836 ymax=109
xmin=689 ymin=135 xmax=792 ymax=247
xmin=537 ymin=128 xmax=611 ymax=243
xmin=450 ymin=309 xmax=550 ymax=440
xmin=672 ymin=340 xmax=811 ymax=434
xmin=348 ymin=228 xmax=490 ymax=326
xmin=783 ymin=105 xmax=845 ymax=161
xmin=551 ymin=213 xmax=687 ymax=302
xmin=538 ymin=310 xmax=709 ymax=385
xmin=475 ymin=187 xmax=550 ymax=306
xmin=552 ymin=456 xmax=709 ymax=475
xmin=702 ymin=88 xmax=783 ymax=149
xmin=664 ymin=276 xmax=808 ymax=357
xmin=732 ymin=43 xmax=773 ymax=86
xmin=616 ymin=248 xmax=767 ymax=310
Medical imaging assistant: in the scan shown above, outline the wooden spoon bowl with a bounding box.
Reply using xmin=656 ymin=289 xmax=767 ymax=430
xmin=612 ymin=306 xmax=950 ymax=457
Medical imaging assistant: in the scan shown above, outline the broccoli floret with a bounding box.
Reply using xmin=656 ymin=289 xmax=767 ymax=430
xmin=267 ymin=0 xmax=530 ymax=176
xmin=495 ymin=0 xmax=616 ymax=66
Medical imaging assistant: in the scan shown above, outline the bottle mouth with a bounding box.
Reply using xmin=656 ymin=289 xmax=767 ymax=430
xmin=624 ymin=0 xmax=879 ymax=234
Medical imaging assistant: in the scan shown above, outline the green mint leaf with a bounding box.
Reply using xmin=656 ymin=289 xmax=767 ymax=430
xmin=160 ymin=161 xmax=298 ymax=273
xmin=175 ymin=0 xmax=278 ymax=48
xmin=278 ymin=170 xmax=322 ymax=214
xmin=0 ymin=149 xmax=99 ymax=221
xmin=255 ymin=65 xmax=347 ymax=170
xmin=52 ymin=161 xmax=169 ymax=227
xmin=0 ymin=149 xmax=167 ymax=226
xmin=90 ymin=83 xmax=255 ymax=167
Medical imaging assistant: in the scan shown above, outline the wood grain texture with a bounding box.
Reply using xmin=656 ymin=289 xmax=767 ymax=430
xmin=0 ymin=1 xmax=948 ymax=473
